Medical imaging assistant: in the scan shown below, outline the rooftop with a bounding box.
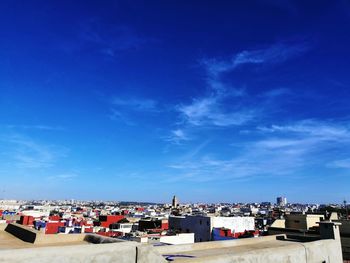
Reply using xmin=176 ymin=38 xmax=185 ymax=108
xmin=0 ymin=230 xmax=89 ymax=250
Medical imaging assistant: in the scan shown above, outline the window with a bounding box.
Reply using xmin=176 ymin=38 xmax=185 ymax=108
xmin=199 ymin=220 xmax=202 ymax=225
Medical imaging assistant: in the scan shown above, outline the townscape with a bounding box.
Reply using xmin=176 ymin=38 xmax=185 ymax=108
xmin=0 ymin=197 xmax=348 ymax=241
xmin=1 ymin=197 xmax=349 ymax=262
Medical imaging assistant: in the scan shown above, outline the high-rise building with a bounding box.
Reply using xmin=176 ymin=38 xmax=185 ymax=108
xmin=276 ymin=196 xmax=287 ymax=206
xmin=172 ymin=195 xmax=179 ymax=208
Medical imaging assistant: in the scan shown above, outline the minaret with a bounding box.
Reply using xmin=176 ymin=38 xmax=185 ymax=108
xmin=172 ymin=195 xmax=179 ymax=208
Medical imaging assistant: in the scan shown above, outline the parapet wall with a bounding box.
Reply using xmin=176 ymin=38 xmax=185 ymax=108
xmin=0 ymin=242 xmax=166 ymax=263
xmin=155 ymin=234 xmax=282 ymax=254
xmin=1 ymin=223 xmax=344 ymax=263
xmin=4 ymin=223 xmax=121 ymax=245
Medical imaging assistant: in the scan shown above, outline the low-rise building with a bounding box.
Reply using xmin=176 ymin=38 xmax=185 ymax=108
xmin=169 ymin=215 xmax=255 ymax=242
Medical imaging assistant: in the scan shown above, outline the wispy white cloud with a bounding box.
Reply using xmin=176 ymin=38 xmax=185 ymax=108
xmin=182 ymin=140 xmax=211 ymax=159
xmin=167 ymin=144 xmax=305 ymax=182
xmin=47 ymin=173 xmax=78 ymax=181
xmin=175 ymin=42 xmax=307 ymax=130
xmin=167 ymin=119 xmax=350 ymax=182
xmin=112 ymin=97 xmax=157 ymax=111
xmin=165 ymin=129 xmax=190 ymax=144
xmin=201 ymin=43 xmax=308 ymax=77
xmin=178 ymin=97 xmax=215 ymax=125
xmin=2 ymin=135 xmax=68 ymax=169
xmin=178 ymin=96 xmax=255 ymax=127
xmin=327 ymin=159 xmax=350 ymax=169
xmin=5 ymin=125 xmax=65 ymax=131
xmin=232 ymin=43 xmax=308 ymax=68
xmin=258 ymin=119 xmax=350 ymax=140
xmin=109 ymin=108 xmax=136 ymax=126
xmin=110 ymin=97 xmax=158 ymax=125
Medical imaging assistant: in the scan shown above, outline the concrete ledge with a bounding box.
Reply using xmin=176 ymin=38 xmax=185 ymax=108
xmin=84 ymin=234 xmax=125 ymax=244
xmin=156 ymin=238 xmax=342 ymax=263
xmin=0 ymin=233 xmax=343 ymax=263
xmin=155 ymin=235 xmax=284 ymax=254
xmin=4 ymin=223 xmax=112 ymax=245
xmin=0 ymin=242 xmax=167 ymax=263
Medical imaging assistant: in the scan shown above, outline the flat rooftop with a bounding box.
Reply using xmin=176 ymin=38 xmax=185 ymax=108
xmin=0 ymin=233 xmax=342 ymax=263
xmin=153 ymin=234 xmax=341 ymax=262
xmin=0 ymin=230 xmax=89 ymax=250
xmin=156 ymin=238 xmax=302 ymax=262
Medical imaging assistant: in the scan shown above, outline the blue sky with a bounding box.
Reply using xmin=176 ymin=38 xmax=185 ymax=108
xmin=1 ymin=1 xmax=350 ymax=203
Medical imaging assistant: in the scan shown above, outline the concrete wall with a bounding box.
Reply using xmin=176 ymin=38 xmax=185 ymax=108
xmin=335 ymin=220 xmax=350 ymax=235
xmin=341 ymin=236 xmax=350 ymax=260
xmin=270 ymin=219 xmax=285 ymax=228
xmin=4 ymin=223 xmax=123 ymax=246
xmin=155 ymin=235 xmax=282 ymax=254
xmin=35 ymin=232 xmax=87 ymax=245
xmin=306 ymin=215 xmax=325 ymax=229
xmin=169 ymin=215 xmax=211 ymax=242
xmin=0 ymin=223 xmax=7 ymax=231
xmin=0 ymin=242 xmax=166 ymax=263
xmin=155 ymin=235 xmax=343 ymax=263
xmin=1 ymin=222 xmax=343 ymax=263
xmin=285 ymin=214 xmax=324 ymax=230
xmin=0 ymin=232 xmax=343 ymax=263
xmin=5 ymin=223 xmax=88 ymax=244
xmin=334 ymin=220 xmax=350 ymax=260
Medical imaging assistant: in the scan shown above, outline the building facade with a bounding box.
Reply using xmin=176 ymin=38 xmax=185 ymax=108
xmin=169 ymin=215 xmax=255 ymax=242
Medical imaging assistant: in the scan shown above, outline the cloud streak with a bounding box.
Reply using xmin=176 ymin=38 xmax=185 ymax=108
xmin=327 ymin=159 xmax=350 ymax=169
xmin=201 ymin=42 xmax=309 ymax=77
xmin=5 ymin=125 xmax=65 ymax=131
xmin=1 ymin=135 xmax=68 ymax=169
xmin=178 ymin=97 xmax=256 ymax=127
xmin=175 ymin=42 xmax=308 ymax=131
xmin=258 ymin=119 xmax=350 ymax=140
xmin=165 ymin=129 xmax=190 ymax=144
xmin=110 ymin=97 xmax=159 ymax=125
xmin=167 ymin=119 xmax=350 ymax=182
xmin=112 ymin=97 xmax=157 ymax=112
xmin=47 ymin=173 xmax=79 ymax=181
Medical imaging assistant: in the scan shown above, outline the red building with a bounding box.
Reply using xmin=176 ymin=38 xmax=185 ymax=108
xmin=99 ymin=215 xmax=125 ymax=228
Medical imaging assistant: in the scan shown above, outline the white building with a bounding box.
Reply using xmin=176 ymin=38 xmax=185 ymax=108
xmin=169 ymin=215 xmax=255 ymax=242
xmin=110 ymin=223 xmax=134 ymax=234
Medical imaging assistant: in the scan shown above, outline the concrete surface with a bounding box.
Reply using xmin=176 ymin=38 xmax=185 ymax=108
xmin=155 ymin=236 xmax=342 ymax=262
xmin=0 ymin=242 xmax=166 ymax=263
xmin=0 ymin=224 xmax=124 ymax=251
xmin=0 ymin=223 xmax=343 ymax=263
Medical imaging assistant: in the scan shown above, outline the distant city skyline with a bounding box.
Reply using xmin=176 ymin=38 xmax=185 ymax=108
xmin=1 ymin=1 xmax=350 ymax=203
